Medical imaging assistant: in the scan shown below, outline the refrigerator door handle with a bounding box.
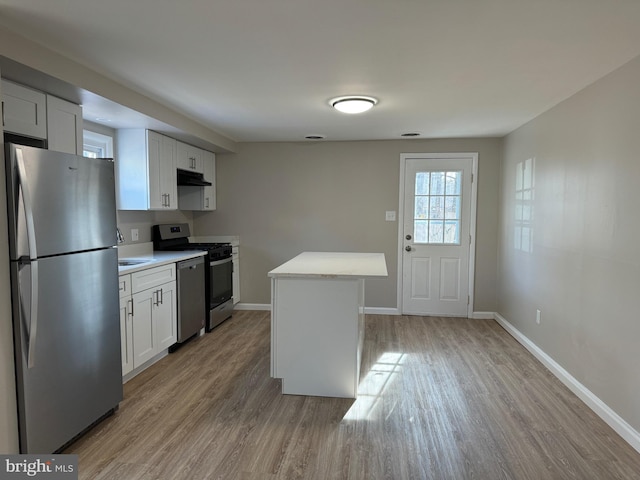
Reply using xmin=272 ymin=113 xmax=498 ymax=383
xmin=15 ymin=149 xmax=39 ymax=368
xmin=15 ymin=149 xmax=38 ymax=260
xmin=27 ymin=261 xmax=39 ymax=368
xmin=19 ymin=261 xmax=39 ymax=369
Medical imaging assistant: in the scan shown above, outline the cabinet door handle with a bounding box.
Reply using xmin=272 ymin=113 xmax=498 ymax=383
xmin=1 ymin=101 xmax=5 ymax=127
xmin=167 ymin=193 xmax=171 ymax=207
xmin=128 ymin=298 xmax=134 ymax=317
xmin=160 ymin=288 xmax=164 ymax=305
xmin=205 ymin=197 xmax=209 ymax=209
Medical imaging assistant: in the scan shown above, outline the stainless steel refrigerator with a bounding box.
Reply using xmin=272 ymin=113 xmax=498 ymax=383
xmin=5 ymin=143 xmax=123 ymax=453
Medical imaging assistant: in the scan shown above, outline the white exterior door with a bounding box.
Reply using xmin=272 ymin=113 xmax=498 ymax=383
xmin=399 ymin=153 xmax=477 ymax=317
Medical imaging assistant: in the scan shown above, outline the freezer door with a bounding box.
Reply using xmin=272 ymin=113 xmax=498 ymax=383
xmin=12 ymin=248 xmax=123 ymax=453
xmin=5 ymin=144 xmax=117 ymax=259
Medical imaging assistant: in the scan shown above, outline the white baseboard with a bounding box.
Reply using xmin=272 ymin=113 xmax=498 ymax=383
xmin=235 ymin=303 xmax=270 ymax=311
xmin=494 ymin=312 xmax=640 ymax=454
xmin=471 ymin=311 xmax=495 ymax=319
xmin=365 ymin=307 xmax=400 ymax=315
xmin=235 ymin=304 xmax=400 ymax=315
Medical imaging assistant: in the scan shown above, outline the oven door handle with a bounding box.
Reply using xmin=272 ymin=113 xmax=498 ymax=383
xmin=210 ymin=257 xmax=232 ymax=267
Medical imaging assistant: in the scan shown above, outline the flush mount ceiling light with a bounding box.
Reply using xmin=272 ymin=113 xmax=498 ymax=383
xmin=330 ymin=96 xmax=378 ymax=114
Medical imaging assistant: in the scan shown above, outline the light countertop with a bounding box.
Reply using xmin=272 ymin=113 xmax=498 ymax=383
xmin=268 ymin=252 xmax=388 ymax=279
xmin=117 ymin=249 xmax=207 ymax=275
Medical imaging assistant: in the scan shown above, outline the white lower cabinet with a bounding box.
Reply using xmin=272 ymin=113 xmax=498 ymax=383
xmin=119 ymin=274 xmax=134 ymax=376
xmin=132 ymin=281 xmax=176 ymax=368
xmin=131 ymin=288 xmax=156 ymax=368
xmin=119 ymin=263 xmax=177 ymax=377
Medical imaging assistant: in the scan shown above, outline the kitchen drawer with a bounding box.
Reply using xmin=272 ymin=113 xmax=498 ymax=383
xmin=118 ymin=274 xmax=131 ymax=298
xmin=132 ymin=263 xmax=176 ymax=293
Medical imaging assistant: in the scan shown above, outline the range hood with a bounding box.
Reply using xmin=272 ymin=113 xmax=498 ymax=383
xmin=177 ymin=169 xmax=212 ymax=186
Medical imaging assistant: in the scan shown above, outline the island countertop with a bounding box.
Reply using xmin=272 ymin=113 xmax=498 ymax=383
xmin=268 ymin=251 xmax=387 ymax=279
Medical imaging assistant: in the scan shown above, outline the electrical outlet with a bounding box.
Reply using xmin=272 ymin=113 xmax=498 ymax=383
xmin=536 ymin=309 xmax=541 ymax=325
xmin=385 ymin=211 xmax=396 ymax=221
xmin=131 ymin=228 xmax=139 ymax=242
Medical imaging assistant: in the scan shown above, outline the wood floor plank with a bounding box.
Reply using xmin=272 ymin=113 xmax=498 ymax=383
xmin=65 ymin=312 xmax=640 ymax=479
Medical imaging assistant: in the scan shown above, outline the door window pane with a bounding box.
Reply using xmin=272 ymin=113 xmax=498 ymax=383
xmin=445 ymin=196 xmax=460 ymax=220
xmin=429 ymin=196 xmax=445 ymax=219
xmin=445 ymin=172 xmax=461 ymax=195
xmin=444 ymin=221 xmax=460 ymax=243
xmin=416 ymin=172 xmax=430 ymax=195
xmin=414 ymin=170 xmax=462 ymax=244
xmin=430 ymin=172 xmax=445 ymax=195
xmin=428 ymin=221 xmax=444 ymax=243
xmin=415 ymin=220 xmax=428 ymax=242
xmin=415 ymin=197 xmax=429 ymax=219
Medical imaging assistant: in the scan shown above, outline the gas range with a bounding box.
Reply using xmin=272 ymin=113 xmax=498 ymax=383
xmin=153 ymin=223 xmax=234 ymax=331
xmin=153 ymin=224 xmax=232 ymax=260
xmin=173 ymin=242 xmax=232 ymax=261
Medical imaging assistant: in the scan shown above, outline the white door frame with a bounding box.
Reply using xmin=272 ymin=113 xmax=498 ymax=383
xmin=397 ymin=153 xmax=479 ymax=317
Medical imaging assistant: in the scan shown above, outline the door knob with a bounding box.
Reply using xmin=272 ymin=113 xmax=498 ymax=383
xmin=406 ymin=234 xmax=412 ymax=240
xmin=405 ymin=245 xmax=412 ymax=252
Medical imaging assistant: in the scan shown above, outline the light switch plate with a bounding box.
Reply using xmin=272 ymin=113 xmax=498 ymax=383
xmin=385 ymin=211 xmax=396 ymax=221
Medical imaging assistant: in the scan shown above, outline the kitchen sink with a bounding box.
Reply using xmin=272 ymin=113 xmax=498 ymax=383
xmin=118 ymin=259 xmax=148 ymax=267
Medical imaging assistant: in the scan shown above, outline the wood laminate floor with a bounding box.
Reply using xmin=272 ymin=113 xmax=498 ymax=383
xmin=66 ymin=311 xmax=640 ymax=479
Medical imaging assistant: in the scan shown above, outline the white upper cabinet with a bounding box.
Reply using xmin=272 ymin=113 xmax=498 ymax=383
xmin=116 ymin=129 xmax=178 ymax=210
xmin=178 ymin=149 xmax=216 ymax=211
xmin=202 ymin=150 xmax=216 ymax=211
xmin=46 ymin=95 xmax=83 ymax=155
xmin=1 ymin=79 xmax=47 ymax=139
xmin=2 ymin=79 xmax=83 ymax=154
xmin=176 ymin=140 xmax=204 ymax=173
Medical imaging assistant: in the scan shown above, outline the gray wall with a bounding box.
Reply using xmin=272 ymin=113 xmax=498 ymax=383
xmin=498 ymin=54 xmax=640 ymax=433
xmin=193 ymin=138 xmax=502 ymax=310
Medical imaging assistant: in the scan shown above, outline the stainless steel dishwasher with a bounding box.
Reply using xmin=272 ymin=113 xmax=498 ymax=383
xmin=175 ymin=256 xmax=206 ymax=346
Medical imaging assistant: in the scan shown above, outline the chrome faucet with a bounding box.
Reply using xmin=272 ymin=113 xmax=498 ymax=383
xmin=116 ymin=228 xmax=125 ymax=244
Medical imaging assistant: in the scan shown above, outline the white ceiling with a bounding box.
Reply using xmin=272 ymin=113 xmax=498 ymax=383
xmin=2 ymin=0 xmax=640 ymax=143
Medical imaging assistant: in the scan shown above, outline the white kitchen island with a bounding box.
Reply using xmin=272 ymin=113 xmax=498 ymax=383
xmin=268 ymin=252 xmax=388 ymax=398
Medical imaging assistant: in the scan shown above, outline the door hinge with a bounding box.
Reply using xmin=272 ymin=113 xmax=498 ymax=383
xmin=467 ymin=295 xmax=470 ymax=305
